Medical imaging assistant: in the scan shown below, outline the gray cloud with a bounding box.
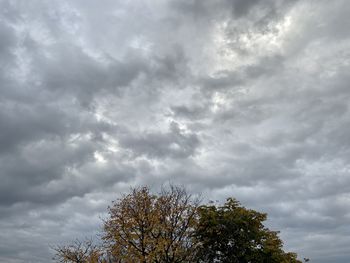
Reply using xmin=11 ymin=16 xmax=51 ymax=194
xmin=0 ymin=0 xmax=349 ymax=262
xmin=118 ymin=122 xmax=200 ymax=159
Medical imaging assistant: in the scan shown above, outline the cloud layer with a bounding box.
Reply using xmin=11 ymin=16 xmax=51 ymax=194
xmin=1 ymin=0 xmax=350 ymax=262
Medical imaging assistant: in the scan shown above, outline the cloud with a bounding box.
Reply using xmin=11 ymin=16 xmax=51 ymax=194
xmin=118 ymin=122 xmax=200 ymax=159
xmin=0 ymin=0 xmax=350 ymax=262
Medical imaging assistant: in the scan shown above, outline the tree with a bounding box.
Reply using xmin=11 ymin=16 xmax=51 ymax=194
xmin=103 ymin=185 xmax=199 ymax=263
xmin=194 ymin=198 xmax=302 ymax=263
xmin=52 ymin=239 xmax=105 ymax=263
xmin=53 ymin=186 xmax=303 ymax=263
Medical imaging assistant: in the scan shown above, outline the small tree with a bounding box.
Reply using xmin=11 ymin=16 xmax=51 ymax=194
xmin=52 ymin=239 xmax=103 ymax=263
xmin=194 ymin=198 xmax=302 ymax=263
xmin=103 ymin=185 xmax=199 ymax=263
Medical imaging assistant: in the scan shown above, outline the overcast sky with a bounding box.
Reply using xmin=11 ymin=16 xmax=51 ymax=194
xmin=1 ymin=0 xmax=350 ymax=262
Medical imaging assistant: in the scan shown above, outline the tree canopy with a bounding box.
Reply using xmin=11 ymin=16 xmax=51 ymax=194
xmin=53 ymin=185 xmax=303 ymax=263
xmin=194 ymin=198 xmax=301 ymax=263
xmin=103 ymin=185 xmax=199 ymax=263
xmin=52 ymin=239 xmax=104 ymax=263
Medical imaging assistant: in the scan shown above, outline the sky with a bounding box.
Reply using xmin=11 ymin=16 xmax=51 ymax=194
xmin=0 ymin=0 xmax=350 ymax=262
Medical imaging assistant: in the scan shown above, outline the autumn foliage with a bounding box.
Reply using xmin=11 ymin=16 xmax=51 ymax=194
xmin=53 ymin=185 xmax=303 ymax=263
xmin=103 ymin=186 xmax=198 ymax=262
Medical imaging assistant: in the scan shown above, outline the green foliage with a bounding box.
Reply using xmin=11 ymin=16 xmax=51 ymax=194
xmin=53 ymin=187 xmax=303 ymax=263
xmin=194 ymin=198 xmax=302 ymax=263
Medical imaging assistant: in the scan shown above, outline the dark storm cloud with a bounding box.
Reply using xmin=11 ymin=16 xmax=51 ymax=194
xmin=0 ymin=0 xmax=350 ymax=262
